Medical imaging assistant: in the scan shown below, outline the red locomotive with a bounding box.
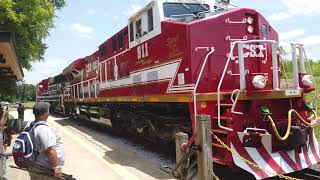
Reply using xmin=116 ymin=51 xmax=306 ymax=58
xmin=37 ymin=0 xmax=320 ymax=179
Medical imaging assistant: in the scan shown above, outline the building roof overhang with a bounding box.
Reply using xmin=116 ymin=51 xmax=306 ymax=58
xmin=0 ymin=32 xmax=24 ymax=80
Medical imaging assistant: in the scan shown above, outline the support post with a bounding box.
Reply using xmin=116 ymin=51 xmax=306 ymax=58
xmin=77 ymin=84 xmax=80 ymax=99
xmin=81 ymin=82 xmax=84 ymax=99
xmin=298 ymin=46 xmax=306 ymax=73
xmin=196 ymin=115 xmax=214 ymax=180
xmin=291 ymin=44 xmax=300 ymax=89
xmin=175 ymin=132 xmax=188 ymax=179
xmin=88 ymin=81 xmax=91 ymax=98
xmin=271 ymin=43 xmax=279 ymax=90
xmin=238 ymin=43 xmax=246 ymax=91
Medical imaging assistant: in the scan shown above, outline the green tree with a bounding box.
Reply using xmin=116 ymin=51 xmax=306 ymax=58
xmin=0 ymin=79 xmax=17 ymax=101
xmin=0 ymin=0 xmax=66 ymax=69
xmin=17 ymin=82 xmax=36 ymax=102
xmin=0 ymin=0 xmax=65 ymax=100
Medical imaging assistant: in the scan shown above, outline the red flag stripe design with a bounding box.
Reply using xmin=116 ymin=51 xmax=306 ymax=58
xmin=232 ymin=135 xmax=270 ymax=179
xmin=278 ymin=151 xmax=299 ymax=171
xmin=256 ymin=146 xmax=287 ymax=174
xmin=294 ymin=149 xmax=303 ymax=170
xmin=302 ymin=146 xmax=312 ymax=167
xmin=309 ymin=129 xmax=320 ymax=162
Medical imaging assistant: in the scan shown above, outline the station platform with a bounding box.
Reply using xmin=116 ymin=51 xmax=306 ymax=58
xmin=6 ymin=110 xmax=174 ymax=180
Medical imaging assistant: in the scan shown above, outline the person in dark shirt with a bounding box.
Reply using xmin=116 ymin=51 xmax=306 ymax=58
xmin=17 ymin=103 xmax=25 ymax=132
xmin=0 ymin=103 xmax=9 ymax=180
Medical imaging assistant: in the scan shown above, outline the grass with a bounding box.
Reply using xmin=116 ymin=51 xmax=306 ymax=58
xmin=23 ymin=101 xmax=36 ymax=109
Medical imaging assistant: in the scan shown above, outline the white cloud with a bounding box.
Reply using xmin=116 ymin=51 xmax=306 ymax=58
xmin=70 ymin=23 xmax=94 ymax=39
xmin=121 ymin=0 xmax=149 ymax=17
xmin=24 ymin=58 xmax=70 ymax=84
xmin=103 ymin=12 xmax=109 ymax=17
xmin=279 ymin=29 xmax=305 ymax=41
xmin=55 ymin=23 xmax=68 ymax=32
xmin=269 ymin=0 xmax=320 ymax=21
xmin=297 ymin=35 xmax=320 ymax=48
xmin=279 ymin=36 xmax=320 ymax=60
xmin=122 ymin=4 xmax=143 ymax=17
xmin=113 ymin=16 xmax=119 ymax=21
xmin=87 ymin=8 xmax=96 ymax=16
xmin=269 ymin=12 xmax=292 ymax=22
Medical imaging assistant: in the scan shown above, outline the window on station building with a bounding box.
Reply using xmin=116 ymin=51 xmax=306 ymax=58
xmin=129 ymin=22 xmax=134 ymax=42
xmin=118 ymin=32 xmax=123 ymax=49
xmin=135 ymin=19 xmax=142 ymax=38
xmin=112 ymin=38 xmax=117 ymax=52
xmin=148 ymin=8 xmax=154 ymax=32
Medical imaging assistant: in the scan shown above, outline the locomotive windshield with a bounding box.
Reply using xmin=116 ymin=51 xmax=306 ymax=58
xmin=163 ymin=3 xmax=210 ymax=18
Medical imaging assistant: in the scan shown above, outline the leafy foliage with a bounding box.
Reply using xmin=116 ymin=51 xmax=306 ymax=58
xmin=17 ymin=82 xmax=36 ymax=102
xmin=0 ymin=79 xmax=17 ymax=100
xmin=0 ymin=0 xmax=66 ymax=69
xmin=281 ymin=59 xmax=320 ymax=78
xmin=0 ymin=80 xmax=36 ymax=102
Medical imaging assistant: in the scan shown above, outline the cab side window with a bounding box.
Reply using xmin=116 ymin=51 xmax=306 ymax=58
xmin=148 ymin=8 xmax=154 ymax=32
xmin=135 ymin=19 xmax=142 ymax=38
xmin=129 ymin=22 xmax=134 ymax=42
xmin=118 ymin=32 xmax=123 ymax=49
xmin=112 ymin=38 xmax=117 ymax=52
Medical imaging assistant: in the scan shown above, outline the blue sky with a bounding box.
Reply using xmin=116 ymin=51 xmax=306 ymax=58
xmin=24 ymin=0 xmax=320 ymax=84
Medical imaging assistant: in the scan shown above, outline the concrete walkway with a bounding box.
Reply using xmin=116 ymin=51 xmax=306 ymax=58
xmin=6 ymin=110 xmax=173 ymax=180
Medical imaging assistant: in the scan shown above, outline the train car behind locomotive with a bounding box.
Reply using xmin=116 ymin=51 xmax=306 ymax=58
xmin=37 ymin=0 xmax=320 ymax=179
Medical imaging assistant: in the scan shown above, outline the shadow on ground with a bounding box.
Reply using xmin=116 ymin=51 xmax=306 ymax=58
xmin=50 ymin=113 xmax=175 ymax=180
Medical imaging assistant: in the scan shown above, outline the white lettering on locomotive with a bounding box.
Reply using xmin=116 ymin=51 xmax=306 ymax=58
xmin=137 ymin=45 xmax=141 ymax=59
xmin=86 ymin=63 xmax=92 ymax=72
xmin=86 ymin=60 xmax=99 ymax=77
xmin=137 ymin=42 xmax=149 ymax=60
xmin=243 ymin=44 xmax=266 ymax=58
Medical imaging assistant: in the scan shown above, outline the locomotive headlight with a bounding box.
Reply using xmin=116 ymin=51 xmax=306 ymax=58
xmin=247 ymin=25 xmax=254 ymax=33
xmin=247 ymin=16 xmax=254 ymax=24
xmin=252 ymin=75 xmax=267 ymax=89
xmin=302 ymin=74 xmax=313 ymax=87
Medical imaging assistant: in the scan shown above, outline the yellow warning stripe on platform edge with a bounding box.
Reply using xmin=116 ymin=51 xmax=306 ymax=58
xmin=48 ymin=117 xmax=140 ymax=180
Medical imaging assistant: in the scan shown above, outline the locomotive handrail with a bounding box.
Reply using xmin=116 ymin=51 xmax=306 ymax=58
xmin=230 ymin=89 xmax=242 ymax=115
xmin=291 ymin=44 xmax=318 ymax=113
xmin=217 ymin=40 xmax=278 ymax=132
xmin=70 ymin=75 xmax=98 ymax=99
xmin=300 ymin=46 xmax=318 ymax=114
xmin=193 ymin=47 xmax=215 ymax=125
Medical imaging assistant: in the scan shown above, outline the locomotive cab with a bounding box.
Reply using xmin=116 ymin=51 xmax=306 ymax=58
xmin=128 ymin=0 xmax=219 ymax=48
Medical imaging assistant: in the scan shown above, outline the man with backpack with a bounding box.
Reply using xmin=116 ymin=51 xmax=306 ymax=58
xmin=13 ymin=102 xmax=65 ymax=179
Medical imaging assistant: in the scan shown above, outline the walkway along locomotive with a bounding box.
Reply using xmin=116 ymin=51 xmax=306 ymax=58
xmin=36 ymin=0 xmax=320 ymax=179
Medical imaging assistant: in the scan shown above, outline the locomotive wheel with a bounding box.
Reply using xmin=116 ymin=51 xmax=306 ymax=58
xmin=110 ymin=110 xmax=125 ymax=135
